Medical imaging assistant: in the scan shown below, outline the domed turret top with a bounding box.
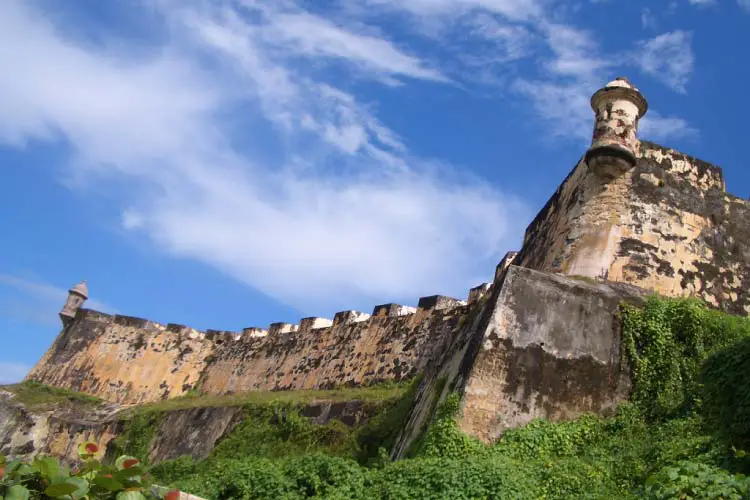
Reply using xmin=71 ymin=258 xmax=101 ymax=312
xmin=591 ymin=76 xmax=648 ymax=118
xmin=605 ymin=77 xmax=638 ymax=90
xmin=69 ymin=280 xmax=88 ymax=299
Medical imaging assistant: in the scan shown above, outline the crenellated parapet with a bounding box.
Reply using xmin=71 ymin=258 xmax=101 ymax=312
xmin=372 ymin=303 xmax=417 ymax=318
xmin=27 ymin=280 xmax=489 ymax=404
xmin=468 ymin=283 xmax=491 ymax=304
xmin=241 ymin=327 xmax=268 ymax=340
xmin=298 ymin=317 xmax=334 ymax=332
xmin=333 ymin=310 xmax=370 ymax=326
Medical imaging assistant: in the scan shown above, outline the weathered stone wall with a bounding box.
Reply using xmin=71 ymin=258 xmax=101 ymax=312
xmin=25 ymin=311 xmax=218 ymax=405
xmin=146 ymin=400 xmax=375 ymax=464
xmin=392 ymin=265 xmax=647 ymax=456
xmin=514 ymin=141 xmax=750 ymax=316
xmin=26 ymin=295 xmax=482 ymax=405
xmin=198 ymin=302 xmax=468 ymax=395
xmin=0 ymin=391 xmax=375 ymax=466
xmin=456 ymin=265 xmax=646 ymax=442
xmin=0 ymin=391 xmax=121 ymax=465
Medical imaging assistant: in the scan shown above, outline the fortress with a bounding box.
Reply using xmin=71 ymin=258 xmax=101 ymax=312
xmin=22 ymin=78 xmax=750 ymax=457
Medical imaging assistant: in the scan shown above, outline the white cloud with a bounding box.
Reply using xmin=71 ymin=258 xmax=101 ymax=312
xmin=0 ymin=362 xmax=30 ymax=385
xmin=512 ymin=79 xmax=596 ymax=143
xmin=122 ymin=209 xmax=145 ymax=230
xmin=0 ymin=274 xmax=116 ymax=327
xmin=688 ymin=0 xmax=716 ymax=6
xmin=541 ymin=23 xmax=608 ymax=79
xmin=739 ymin=0 xmax=750 ymax=11
xmin=252 ymin=8 xmax=447 ymax=83
xmin=464 ymin=13 xmax=535 ymax=61
xmin=514 ymin=23 xmax=697 ymax=144
xmin=641 ymin=8 xmax=657 ymax=30
xmin=281 ymin=0 xmax=698 ymax=146
xmin=634 ymin=31 xmax=694 ymax=93
xmin=0 ymin=0 xmax=701 ymax=315
xmin=362 ymin=0 xmax=545 ymax=22
xmin=0 ymin=1 xmax=528 ymax=313
xmin=511 ymin=23 xmax=607 ymax=144
xmin=640 ymin=111 xmax=699 ymax=141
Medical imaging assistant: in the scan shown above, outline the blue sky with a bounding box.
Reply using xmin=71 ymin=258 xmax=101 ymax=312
xmin=1 ymin=0 xmax=749 ymax=383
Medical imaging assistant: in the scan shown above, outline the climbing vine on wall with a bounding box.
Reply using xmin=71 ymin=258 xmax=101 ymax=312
xmin=620 ymin=295 xmax=750 ymax=421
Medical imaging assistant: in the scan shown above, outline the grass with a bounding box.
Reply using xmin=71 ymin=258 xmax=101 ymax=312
xmin=1 ymin=379 xmax=411 ymax=421
xmin=1 ymin=380 xmax=103 ymax=411
xmin=120 ymin=380 xmax=411 ymax=417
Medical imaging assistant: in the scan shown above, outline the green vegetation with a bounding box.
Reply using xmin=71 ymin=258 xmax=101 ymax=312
xmin=117 ymin=381 xmax=409 ymax=416
xmin=0 ymin=442 xmax=178 ymax=499
xmin=1 ymin=381 xmax=102 ymax=411
xmin=109 ymin=413 xmax=163 ymax=465
xmin=9 ymin=296 xmax=750 ymax=498
xmin=142 ymin=296 xmax=750 ymax=499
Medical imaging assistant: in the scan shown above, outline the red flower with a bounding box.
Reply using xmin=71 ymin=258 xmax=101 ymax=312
xmin=165 ymin=489 xmax=180 ymax=500
xmin=85 ymin=443 xmax=99 ymax=454
xmin=0 ymin=466 xmax=5 ymax=479
xmin=122 ymin=458 xmax=140 ymax=469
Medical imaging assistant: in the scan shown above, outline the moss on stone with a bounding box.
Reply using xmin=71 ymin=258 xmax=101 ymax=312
xmin=119 ymin=380 xmax=412 ymax=417
xmin=1 ymin=380 xmax=103 ymax=411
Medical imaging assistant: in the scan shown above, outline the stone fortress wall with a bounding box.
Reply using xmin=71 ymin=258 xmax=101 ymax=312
xmin=25 ymin=288 xmax=493 ymax=405
xmin=514 ymin=141 xmax=750 ymax=316
xmin=23 ymin=76 xmax=750 ymax=450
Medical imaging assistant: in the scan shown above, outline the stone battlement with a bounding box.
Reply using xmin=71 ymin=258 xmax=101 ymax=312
xmin=26 ymin=282 xmax=495 ymax=404
xmin=64 ymin=281 xmax=493 ymax=348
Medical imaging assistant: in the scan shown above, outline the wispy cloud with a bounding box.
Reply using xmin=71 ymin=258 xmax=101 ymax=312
xmin=688 ymin=0 xmax=716 ymax=6
xmin=641 ymin=8 xmax=657 ymax=30
xmin=0 ymin=362 xmax=30 ymax=385
xmin=640 ymin=111 xmax=699 ymax=141
xmin=0 ymin=0 xmax=701 ymax=314
xmin=739 ymin=0 xmax=750 ymax=11
xmin=0 ymin=1 xmax=529 ymax=313
xmin=249 ymin=6 xmax=448 ymax=84
xmin=361 ymin=0 xmax=545 ymax=23
xmin=0 ymin=274 xmax=115 ymax=327
xmin=634 ymin=31 xmax=694 ymax=94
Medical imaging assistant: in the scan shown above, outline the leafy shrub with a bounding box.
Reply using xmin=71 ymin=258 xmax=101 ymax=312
xmin=417 ymin=393 xmax=486 ymax=460
xmin=368 ymin=455 xmax=539 ymax=500
xmin=644 ymin=460 xmax=750 ymax=499
xmin=701 ymin=336 xmax=750 ymax=455
xmin=0 ymin=442 xmax=178 ymax=499
xmin=110 ymin=413 xmax=162 ymax=465
xmin=621 ymin=296 xmax=750 ymax=420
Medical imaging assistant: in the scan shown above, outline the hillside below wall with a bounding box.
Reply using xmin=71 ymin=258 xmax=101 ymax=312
xmin=515 ymin=141 xmax=750 ymax=316
xmin=26 ymin=302 xmax=474 ymax=405
xmin=0 ymin=390 xmax=376 ymax=466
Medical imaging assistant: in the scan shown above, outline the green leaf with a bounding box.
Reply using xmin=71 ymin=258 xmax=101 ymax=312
xmin=115 ymin=466 xmax=145 ymax=481
xmin=5 ymin=485 xmax=30 ymax=500
xmin=92 ymin=475 xmax=125 ymax=491
xmin=14 ymin=464 xmax=36 ymax=477
xmin=44 ymin=482 xmax=79 ymax=497
xmin=115 ymin=491 xmax=148 ymax=500
xmin=64 ymin=476 xmax=90 ymax=499
xmin=34 ymin=456 xmax=61 ymax=480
